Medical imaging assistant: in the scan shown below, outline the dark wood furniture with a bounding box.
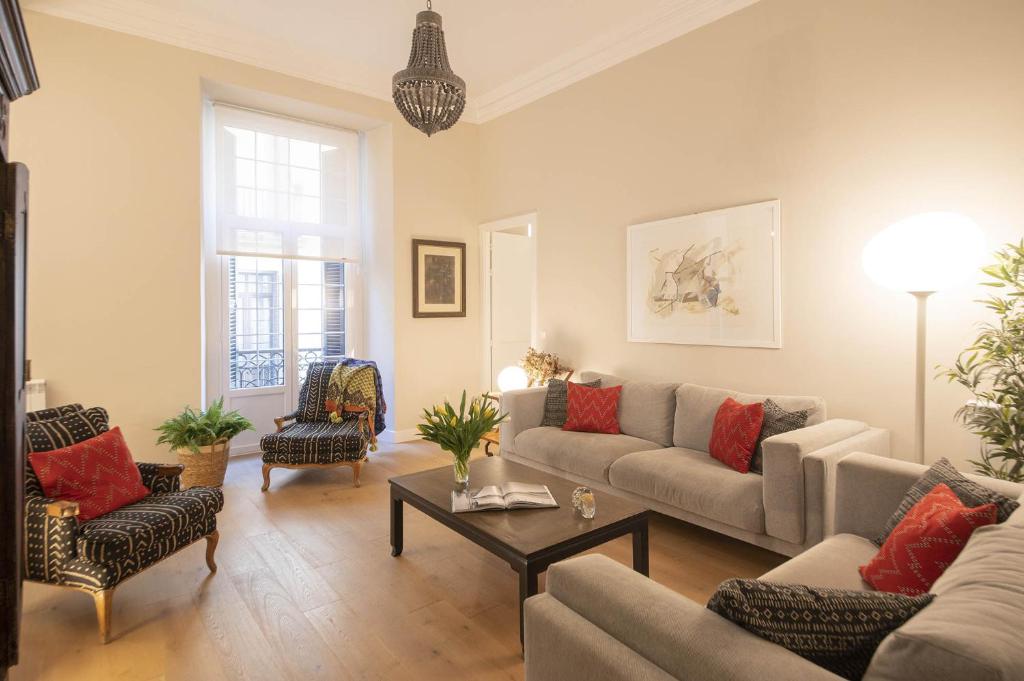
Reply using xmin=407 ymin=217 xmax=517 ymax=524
xmin=389 ymin=457 xmax=649 ymax=646
xmin=0 ymin=2 xmax=37 ymax=678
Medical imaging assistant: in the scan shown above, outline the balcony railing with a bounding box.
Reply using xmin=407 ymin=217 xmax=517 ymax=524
xmin=230 ymin=347 xmax=342 ymax=390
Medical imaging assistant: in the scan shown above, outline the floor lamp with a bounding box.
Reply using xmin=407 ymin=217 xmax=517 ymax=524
xmin=863 ymin=212 xmax=986 ymax=463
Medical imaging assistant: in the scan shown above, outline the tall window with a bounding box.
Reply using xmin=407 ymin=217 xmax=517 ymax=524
xmin=212 ymin=104 xmax=360 ymax=398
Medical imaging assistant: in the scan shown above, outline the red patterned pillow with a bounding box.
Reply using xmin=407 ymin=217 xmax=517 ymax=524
xmin=563 ymin=383 xmax=622 ymax=434
xmin=708 ymin=397 xmax=765 ymax=473
xmin=28 ymin=427 xmax=149 ymax=522
xmin=860 ymin=483 xmax=997 ymax=596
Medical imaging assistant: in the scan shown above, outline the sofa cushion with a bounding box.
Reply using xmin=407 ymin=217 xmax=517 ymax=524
xmin=673 ymin=383 xmax=825 ymax=452
xmin=564 ymin=383 xmax=622 ymax=434
xmin=760 ymin=534 xmax=886 ymax=591
xmin=514 ymin=427 xmax=660 ymax=483
xmin=709 ymin=397 xmax=765 ymax=473
xmin=76 ymin=486 xmax=225 ymax=564
xmin=609 ymin=447 xmax=765 ymax=533
xmin=708 ymin=579 xmax=933 ymax=681
xmin=541 ymin=378 xmax=601 ymax=427
xmin=861 ymin=483 xmax=997 ymax=596
xmin=865 ymin=517 xmax=1024 ymax=681
xmin=874 ymin=457 xmax=1019 ymax=545
xmin=580 ymin=371 xmax=678 ymax=446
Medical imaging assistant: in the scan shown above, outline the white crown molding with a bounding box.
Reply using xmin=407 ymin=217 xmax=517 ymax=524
xmin=472 ymin=0 xmax=760 ymax=122
xmin=27 ymin=0 xmax=757 ymax=126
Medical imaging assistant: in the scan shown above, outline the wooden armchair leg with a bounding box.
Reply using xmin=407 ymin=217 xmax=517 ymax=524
xmin=261 ymin=463 xmax=273 ymax=492
xmin=205 ymin=530 xmax=220 ymax=573
xmin=352 ymin=460 xmax=363 ymax=488
xmin=93 ymin=588 xmax=114 ymax=644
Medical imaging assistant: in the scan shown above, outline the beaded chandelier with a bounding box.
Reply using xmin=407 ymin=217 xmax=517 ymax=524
xmin=392 ymin=1 xmax=466 ymax=137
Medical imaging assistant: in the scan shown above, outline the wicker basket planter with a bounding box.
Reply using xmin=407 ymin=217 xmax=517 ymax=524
xmin=177 ymin=438 xmax=230 ymax=489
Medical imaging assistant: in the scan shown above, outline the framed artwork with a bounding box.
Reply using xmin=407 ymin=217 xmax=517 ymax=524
xmin=412 ymin=238 xmax=466 ymax=318
xmin=626 ymin=200 xmax=781 ymax=348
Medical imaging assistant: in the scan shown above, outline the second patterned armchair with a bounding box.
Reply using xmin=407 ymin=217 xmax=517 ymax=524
xmin=260 ymin=359 xmax=386 ymax=490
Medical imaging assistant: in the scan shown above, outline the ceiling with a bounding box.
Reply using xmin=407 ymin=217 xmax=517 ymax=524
xmin=24 ymin=0 xmax=758 ymax=122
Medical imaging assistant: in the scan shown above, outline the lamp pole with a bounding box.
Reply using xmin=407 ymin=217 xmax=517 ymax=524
xmin=910 ymin=291 xmax=934 ymax=464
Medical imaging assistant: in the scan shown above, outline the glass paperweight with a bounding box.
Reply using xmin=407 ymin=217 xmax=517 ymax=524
xmin=571 ymin=486 xmax=597 ymax=519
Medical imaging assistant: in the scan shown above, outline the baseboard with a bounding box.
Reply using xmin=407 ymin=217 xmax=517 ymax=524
xmin=381 ymin=428 xmax=420 ymax=444
xmin=229 ymin=442 xmax=262 ymax=456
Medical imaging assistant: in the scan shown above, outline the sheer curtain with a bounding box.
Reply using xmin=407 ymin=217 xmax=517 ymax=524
xmin=213 ymin=103 xmax=360 ymax=263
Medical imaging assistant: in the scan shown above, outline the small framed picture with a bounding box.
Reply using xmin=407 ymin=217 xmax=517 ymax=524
xmin=412 ymin=239 xmax=466 ymax=318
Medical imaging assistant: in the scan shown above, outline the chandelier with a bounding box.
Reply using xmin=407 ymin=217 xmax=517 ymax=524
xmin=392 ymin=1 xmax=466 ymax=136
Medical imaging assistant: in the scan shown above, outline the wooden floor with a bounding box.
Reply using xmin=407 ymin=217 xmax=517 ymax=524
xmin=13 ymin=441 xmax=784 ymax=681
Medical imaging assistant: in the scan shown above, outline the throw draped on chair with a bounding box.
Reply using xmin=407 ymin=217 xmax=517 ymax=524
xmin=260 ymin=359 xmax=386 ymax=490
xmin=23 ymin=404 xmax=223 ymax=643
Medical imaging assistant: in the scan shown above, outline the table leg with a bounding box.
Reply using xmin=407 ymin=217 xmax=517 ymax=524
xmin=390 ymin=488 xmax=403 ymax=557
xmin=632 ymin=519 xmax=649 ymax=576
xmin=517 ymin=563 xmax=539 ymax=648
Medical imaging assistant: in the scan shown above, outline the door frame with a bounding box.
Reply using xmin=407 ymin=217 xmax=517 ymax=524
xmin=479 ymin=213 xmax=539 ymax=392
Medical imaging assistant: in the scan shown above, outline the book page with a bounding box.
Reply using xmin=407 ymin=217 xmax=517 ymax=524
xmin=501 ymin=482 xmax=550 ymax=496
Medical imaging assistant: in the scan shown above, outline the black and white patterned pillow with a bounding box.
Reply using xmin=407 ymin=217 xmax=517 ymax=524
xmin=26 ymin=407 xmax=109 ymax=453
xmin=750 ymin=399 xmax=809 ymax=474
xmin=26 ymin=403 xmax=84 ymax=423
xmin=875 ymin=457 xmax=1020 ymax=545
xmin=708 ymin=579 xmax=933 ymax=681
xmin=540 ymin=378 xmax=601 ymax=427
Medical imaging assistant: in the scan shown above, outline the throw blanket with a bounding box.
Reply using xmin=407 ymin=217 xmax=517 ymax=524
xmin=325 ymin=361 xmax=382 ymax=450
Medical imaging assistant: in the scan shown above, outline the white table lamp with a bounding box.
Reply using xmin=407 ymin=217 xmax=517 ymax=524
xmin=497 ymin=365 xmax=529 ymax=392
xmin=862 ymin=211 xmax=986 ymax=462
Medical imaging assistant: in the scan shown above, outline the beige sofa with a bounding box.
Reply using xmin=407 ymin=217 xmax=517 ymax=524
xmin=501 ymin=371 xmax=889 ymax=555
xmin=524 ymin=452 xmax=1024 ymax=681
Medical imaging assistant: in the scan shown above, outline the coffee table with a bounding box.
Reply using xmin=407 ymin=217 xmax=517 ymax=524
xmin=388 ymin=457 xmax=649 ymax=645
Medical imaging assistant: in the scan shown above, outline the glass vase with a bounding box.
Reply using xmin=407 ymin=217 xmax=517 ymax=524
xmin=453 ymin=454 xmax=470 ymax=486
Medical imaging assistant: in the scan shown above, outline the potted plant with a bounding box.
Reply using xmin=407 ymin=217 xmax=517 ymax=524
xmin=942 ymin=240 xmax=1024 ymax=482
xmin=155 ymin=397 xmax=253 ymax=488
xmin=417 ymin=391 xmax=507 ymax=485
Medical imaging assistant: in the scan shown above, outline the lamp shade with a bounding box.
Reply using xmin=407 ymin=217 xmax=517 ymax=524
xmin=862 ymin=212 xmax=986 ymax=293
xmin=496 ymin=366 xmax=529 ymax=392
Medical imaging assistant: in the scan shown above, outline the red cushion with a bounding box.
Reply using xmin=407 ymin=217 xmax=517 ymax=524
xmin=28 ymin=427 xmax=149 ymax=522
xmin=563 ymin=383 xmax=622 ymax=434
xmin=860 ymin=483 xmax=997 ymax=596
xmin=708 ymin=397 xmax=765 ymax=473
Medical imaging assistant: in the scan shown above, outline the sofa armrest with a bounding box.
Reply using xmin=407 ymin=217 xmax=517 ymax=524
xmin=137 ymin=462 xmax=184 ymax=493
xmin=801 ymin=427 xmax=890 ymax=543
xmin=498 ymin=387 xmax=547 ymax=455
xmin=536 ymin=555 xmax=841 ymax=681
xmin=762 ymin=419 xmax=876 ymax=545
xmin=24 ymin=496 xmax=79 ymax=583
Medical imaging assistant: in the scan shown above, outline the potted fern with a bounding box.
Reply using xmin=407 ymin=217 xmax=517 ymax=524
xmin=418 ymin=391 xmax=507 ymax=485
xmin=942 ymin=240 xmax=1024 ymax=482
xmin=155 ymin=397 xmax=253 ymax=488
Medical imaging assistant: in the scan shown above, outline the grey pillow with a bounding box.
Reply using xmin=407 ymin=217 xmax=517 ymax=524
xmin=750 ymin=398 xmax=809 ymax=474
xmin=875 ymin=457 xmax=1020 ymax=545
xmin=708 ymin=579 xmax=934 ymax=681
xmin=540 ymin=378 xmax=600 ymax=427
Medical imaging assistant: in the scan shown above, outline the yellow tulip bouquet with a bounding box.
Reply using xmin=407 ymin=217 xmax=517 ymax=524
xmin=418 ymin=391 xmax=507 ymax=485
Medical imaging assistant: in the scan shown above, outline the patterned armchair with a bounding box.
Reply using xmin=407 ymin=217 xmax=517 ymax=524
xmin=24 ymin=404 xmax=224 ymax=643
xmin=260 ymin=359 xmax=386 ymax=491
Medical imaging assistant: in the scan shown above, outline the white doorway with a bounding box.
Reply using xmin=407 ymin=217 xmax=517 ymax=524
xmin=480 ymin=214 xmax=537 ymax=392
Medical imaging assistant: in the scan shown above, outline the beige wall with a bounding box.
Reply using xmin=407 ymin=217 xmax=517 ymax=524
xmin=12 ymin=11 xmax=481 ymax=455
xmin=477 ymin=0 xmax=1024 ymax=468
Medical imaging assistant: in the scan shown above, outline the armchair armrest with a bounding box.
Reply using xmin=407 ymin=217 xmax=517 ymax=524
xmin=529 ymin=555 xmax=839 ymax=681
xmin=137 ymin=462 xmax=185 ymax=493
xmin=45 ymin=499 xmax=80 ymax=518
xmin=274 ymin=410 xmax=299 ymax=432
xmin=24 ymin=496 xmax=80 ymax=583
xmin=762 ymin=419 xmax=887 ymax=546
xmin=498 ymin=387 xmax=547 ymax=455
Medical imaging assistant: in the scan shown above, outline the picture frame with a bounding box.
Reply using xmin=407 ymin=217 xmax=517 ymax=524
xmin=626 ymin=200 xmax=782 ymax=348
xmin=412 ymin=238 xmax=466 ymax=318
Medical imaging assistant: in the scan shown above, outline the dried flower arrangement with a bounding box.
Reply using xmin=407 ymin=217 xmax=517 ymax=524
xmin=520 ymin=347 xmax=572 ymax=387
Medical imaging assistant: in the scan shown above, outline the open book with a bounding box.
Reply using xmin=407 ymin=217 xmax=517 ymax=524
xmin=452 ymin=482 xmax=558 ymax=513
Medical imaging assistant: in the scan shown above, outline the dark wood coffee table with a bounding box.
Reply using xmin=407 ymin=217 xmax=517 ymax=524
xmin=388 ymin=457 xmax=649 ymax=645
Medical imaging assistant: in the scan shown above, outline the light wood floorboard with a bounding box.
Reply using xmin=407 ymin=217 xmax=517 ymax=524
xmin=13 ymin=440 xmax=784 ymax=680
